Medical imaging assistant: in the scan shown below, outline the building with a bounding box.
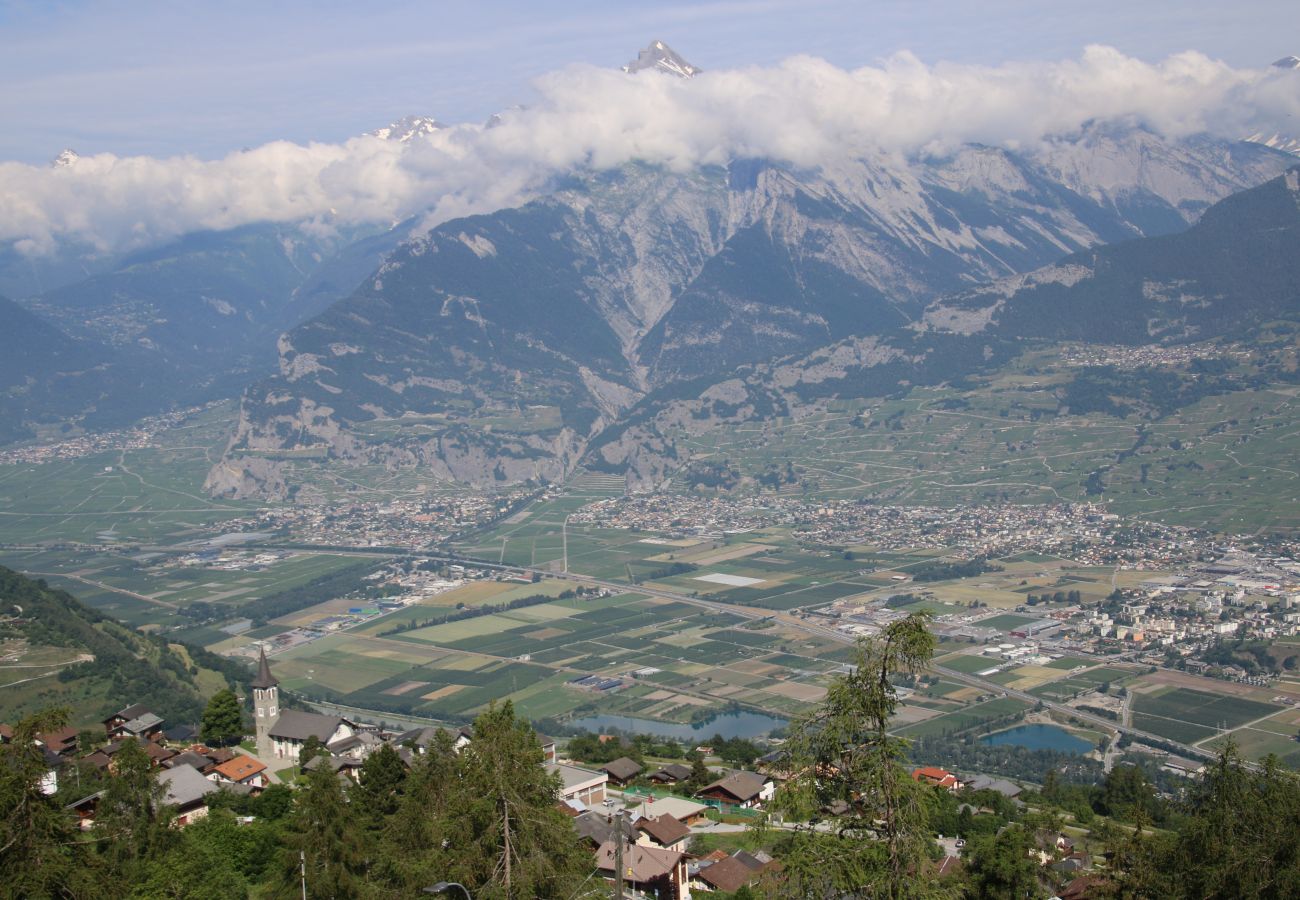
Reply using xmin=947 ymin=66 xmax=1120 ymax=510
xmin=636 ymin=796 xmax=709 ymax=827
xmin=103 ymin=705 xmax=164 ymax=742
xmin=695 ymin=771 xmax=774 ymax=810
xmin=600 ymin=756 xmax=643 ymax=786
xmin=548 ymin=762 xmax=608 ymax=806
xmin=159 ymin=765 xmax=219 ymax=827
xmin=209 ymin=754 xmax=268 ymax=788
xmin=595 ymin=840 xmax=689 ymax=900
xmin=251 ymin=648 xmax=356 ymax=762
xmin=635 ymin=814 xmax=691 ymax=852
xmin=911 ymin=766 xmax=959 ymax=792
xmin=648 ymin=763 xmax=691 ymax=784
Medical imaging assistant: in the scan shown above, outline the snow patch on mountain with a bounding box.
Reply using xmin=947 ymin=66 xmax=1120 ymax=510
xmin=622 ymin=40 xmax=700 ymax=78
xmin=369 ymin=115 xmax=444 ymax=142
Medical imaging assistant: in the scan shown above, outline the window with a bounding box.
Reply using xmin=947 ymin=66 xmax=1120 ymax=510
xmin=269 ymin=706 xmax=277 ymax=717
xmin=257 ymin=708 xmax=263 ymax=717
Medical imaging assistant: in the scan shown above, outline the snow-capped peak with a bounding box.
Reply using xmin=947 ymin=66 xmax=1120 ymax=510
xmin=52 ymin=148 xmax=79 ymax=168
xmin=1272 ymin=55 xmax=1300 ymax=69
xmin=622 ymin=40 xmax=700 ymax=78
xmin=368 ymin=115 xmax=444 ymax=142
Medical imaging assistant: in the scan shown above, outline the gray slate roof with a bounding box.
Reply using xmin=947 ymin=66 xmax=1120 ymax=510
xmin=159 ymin=764 xmax=218 ymax=810
xmin=268 ymin=710 xmax=345 ymax=742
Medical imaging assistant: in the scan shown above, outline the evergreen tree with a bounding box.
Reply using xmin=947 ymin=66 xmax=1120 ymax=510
xmin=200 ymin=688 xmax=245 ymax=746
xmin=688 ymin=752 xmax=712 ymax=791
xmin=964 ymin=824 xmax=1048 ymax=899
xmin=357 ymin=742 xmax=407 ymax=823
xmin=0 ymin=709 xmax=98 ymax=897
xmin=445 ymin=703 xmax=589 ymax=899
xmin=776 ymin=614 xmax=954 ymax=899
xmin=96 ymin=737 xmax=175 ymax=883
xmin=298 ymin=735 xmax=326 ymax=767
xmin=278 ymin=761 xmax=367 ymax=899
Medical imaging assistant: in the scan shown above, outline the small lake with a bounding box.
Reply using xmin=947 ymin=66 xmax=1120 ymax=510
xmin=980 ymin=723 xmax=1095 ymax=754
xmin=567 ymin=710 xmax=788 ymax=741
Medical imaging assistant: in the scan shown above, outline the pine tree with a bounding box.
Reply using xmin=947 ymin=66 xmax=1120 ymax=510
xmin=776 ymin=614 xmax=955 ymax=899
xmin=357 ymin=742 xmax=407 ymax=823
xmin=200 ymin=687 xmax=244 ymax=746
xmin=96 ymin=737 xmax=176 ymax=882
xmin=445 ymin=703 xmax=589 ymax=899
xmin=279 ymin=761 xmax=367 ymax=898
xmin=0 ymin=708 xmax=98 ymax=897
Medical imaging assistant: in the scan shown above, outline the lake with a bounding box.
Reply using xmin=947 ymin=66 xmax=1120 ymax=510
xmin=567 ymin=710 xmax=788 ymax=741
xmin=980 ymin=723 xmax=1095 ymax=754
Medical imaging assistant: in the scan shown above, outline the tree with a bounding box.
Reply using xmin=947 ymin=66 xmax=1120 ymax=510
xmin=200 ymin=688 xmax=244 ymax=746
xmin=776 ymin=614 xmax=954 ymax=899
xmin=96 ymin=737 xmax=175 ymax=882
xmin=298 ymin=735 xmax=326 ymax=767
xmin=357 ymin=743 xmax=407 ymax=822
xmin=0 ymin=708 xmax=97 ymax=897
xmin=964 ymin=824 xmax=1047 ymax=899
xmin=688 ymin=752 xmax=712 ymax=792
xmin=444 ymin=703 xmax=590 ymax=898
xmin=278 ymin=761 xmax=367 ymax=898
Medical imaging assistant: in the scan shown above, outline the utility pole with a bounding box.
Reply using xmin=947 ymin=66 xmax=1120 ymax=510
xmin=614 ymin=808 xmax=626 ymax=900
xmin=300 ymin=850 xmax=307 ymax=900
xmin=503 ymin=800 xmax=512 ymax=898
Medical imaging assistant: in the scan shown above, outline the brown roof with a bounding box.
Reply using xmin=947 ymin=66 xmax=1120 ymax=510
xmin=596 ymin=841 xmax=682 ymax=883
xmin=1061 ymin=875 xmax=1110 ymax=900
xmin=0 ymin=723 xmax=13 ymax=741
xmin=636 ymin=813 xmax=690 ymax=847
xmin=37 ymin=726 xmax=79 ymax=749
xmin=213 ymin=755 xmax=267 ymax=782
xmin=698 ymin=856 xmax=756 ymax=893
xmin=697 ymin=770 xmax=769 ymax=803
xmin=600 ymin=756 xmax=643 ymax=781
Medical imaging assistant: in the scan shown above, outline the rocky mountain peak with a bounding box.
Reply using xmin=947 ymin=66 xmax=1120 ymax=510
xmin=1272 ymin=55 xmax=1300 ymax=69
xmin=622 ymin=40 xmax=700 ymax=78
xmin=368 ymin=115 xmax=444 ymax=142
xmin=52 ymin=148 xmax=79 ymax=168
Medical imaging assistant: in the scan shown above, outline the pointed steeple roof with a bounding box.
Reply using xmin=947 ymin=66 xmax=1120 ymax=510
xmin=250 ymin=646 xmax=278 ymax=689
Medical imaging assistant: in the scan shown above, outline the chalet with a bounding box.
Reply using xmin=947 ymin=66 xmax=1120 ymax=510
xmin=648 ymin=763 xmax=691 ymax=784
xmin=35 ymin=725 xmax=79 ymax=758
xmin=911 ymin=766 xmax=959 ymax=792
xmin=635 ymin=813 xmax=691 ymax=852
xmin=595 ymin=840 xmax=689 ymax=900
xmin=572 ymin=810 xmax=637 ymax=849
xmin=599 ymin=756 xmax=643 ymax=786
xmin=165 ymin=750 xmax=218 ymax=774
xmin=693 ymin=854 xmax=759 ymax=894
xmin=159 ymin=765 xmax=219 ymax=827
xmin=695 ymin=770 xmax=774 ymax=810
xmin=303 ymin=754 xmax=364 ymax=782
xmin=209 ymin=755 xmax=268 ymax=788
xmin=266 ymin=710 xmax=357 ymax=762
xmin=328 ymin=731 xmax=385 ymax=760
xmin=637 ymin=796 xmax=709 ymax=827
xmin=548 ymin=762 xmax=608 ymax=806
xmin=66 ymin=791 xmax=105 ymax=830
xmin=103 ymin=705 xmax=164 ymax=742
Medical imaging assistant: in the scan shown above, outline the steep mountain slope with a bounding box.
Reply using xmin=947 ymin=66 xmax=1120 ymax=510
xmin=209 ymin=137 xmax=1295 ymax=496
xmin=0 ymin=567 xmax=246 ymax=725
xmin=921 ymin=166 xmax=1300 ymax=344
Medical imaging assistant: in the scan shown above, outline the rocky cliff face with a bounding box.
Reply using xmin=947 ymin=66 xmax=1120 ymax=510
xmin=209 ymin=139 xmax=1297 ymax=497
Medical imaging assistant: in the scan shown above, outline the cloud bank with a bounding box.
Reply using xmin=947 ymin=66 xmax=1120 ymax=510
xmin=2 ymin=46 xmax=1297 ymax=256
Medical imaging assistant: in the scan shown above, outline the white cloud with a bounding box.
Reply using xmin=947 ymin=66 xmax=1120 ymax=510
xmin=1 ymin=46 xmax=1296 ymax=256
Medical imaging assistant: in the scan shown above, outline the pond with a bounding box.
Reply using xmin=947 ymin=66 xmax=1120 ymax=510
xmin=980 ymin=723 xmax=1095 ymax=754
xmin=567 ymin=710 xmax=788 ymax=741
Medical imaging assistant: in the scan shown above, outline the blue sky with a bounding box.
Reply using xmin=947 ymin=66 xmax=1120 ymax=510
xmin=0 ymin=0 xmax=1294 ymax=162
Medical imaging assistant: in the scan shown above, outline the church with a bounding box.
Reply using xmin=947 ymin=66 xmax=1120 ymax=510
xmin=252 ymin=647 xmax=357 ymax=762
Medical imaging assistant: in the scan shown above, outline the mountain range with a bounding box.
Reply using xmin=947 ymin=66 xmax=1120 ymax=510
xmin=2 ymin=43 xmax=1298 ymax=497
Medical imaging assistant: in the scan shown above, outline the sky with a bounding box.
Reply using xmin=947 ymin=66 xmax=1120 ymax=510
xmin=1 ymin=0 xmax=1296 ymax=163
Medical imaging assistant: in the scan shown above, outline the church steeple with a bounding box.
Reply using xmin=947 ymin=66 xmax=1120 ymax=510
xmin=251 ymin=645 xmax=278 ymax=690
xmin=251 ymin=645 xmax=279 ymax=760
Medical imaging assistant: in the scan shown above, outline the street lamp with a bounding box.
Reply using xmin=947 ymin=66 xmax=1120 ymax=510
xmin=424 ymin=882 xmax=472 ymax=899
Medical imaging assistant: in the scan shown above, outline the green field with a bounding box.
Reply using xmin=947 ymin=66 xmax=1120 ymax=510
xmin=1131 ymin=687 xmax=1283 ymax=744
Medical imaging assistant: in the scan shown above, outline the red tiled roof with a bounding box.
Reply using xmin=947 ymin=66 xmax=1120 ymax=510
xmin=636 ymin=813 xmax=690 ymax=847
xmin=212 ymin=755 xmax=267 ymax=782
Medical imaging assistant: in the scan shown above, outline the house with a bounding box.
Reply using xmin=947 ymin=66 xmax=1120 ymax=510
xmin=693 ymin=854 xmax=760 ymax=894
xmin=648 ymin=763 xmax=691 ymax=784
xmin=103 ymin=705 xmax=164 ymax=742
xmin=695 ymin=770 xmax=774 ymax=810
xmin=303 ymin=754 xmax=364 ymax=782
xmin=911 ymin=766 xmax=959 ymax=792
xmin=209 ymin=754 xmax=268 ymax=788
xmin=963 ymin=774 xmax=1023 ymax=800
xmin=600 ymin=756 xmax=643 ymax=786
xmin=328 ymin=731 xmax=384 ymax=760
xmin=595 ymin=840 xmax=689 ymax=900
xmin=35 ymin=726 xmax=79 ymax=758
xmin=548 ymin=762 xmax=608 ymax=806
xmin=635 ymin=814 xmax=691 ymax=852
xmin=637 ymin=796 xmax=709 ymax=827
xmin=266 ymin=710 xmax=357 ymax=762
xmin=165 ymin=750 xmax=218 ymax=773
xmin=65 ymin=791 xmax=105 ymax=830
xmin=1059 ymin=874 xmax=1111 ymax=900
xmin=159 ymin=765 xmax=219 ymax=827
xmin=572 ymin=810 xmax=637 ymax=849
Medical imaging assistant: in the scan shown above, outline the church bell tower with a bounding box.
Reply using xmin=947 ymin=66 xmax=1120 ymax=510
xmin=251 ymin=646 xmax=279 ymax=760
